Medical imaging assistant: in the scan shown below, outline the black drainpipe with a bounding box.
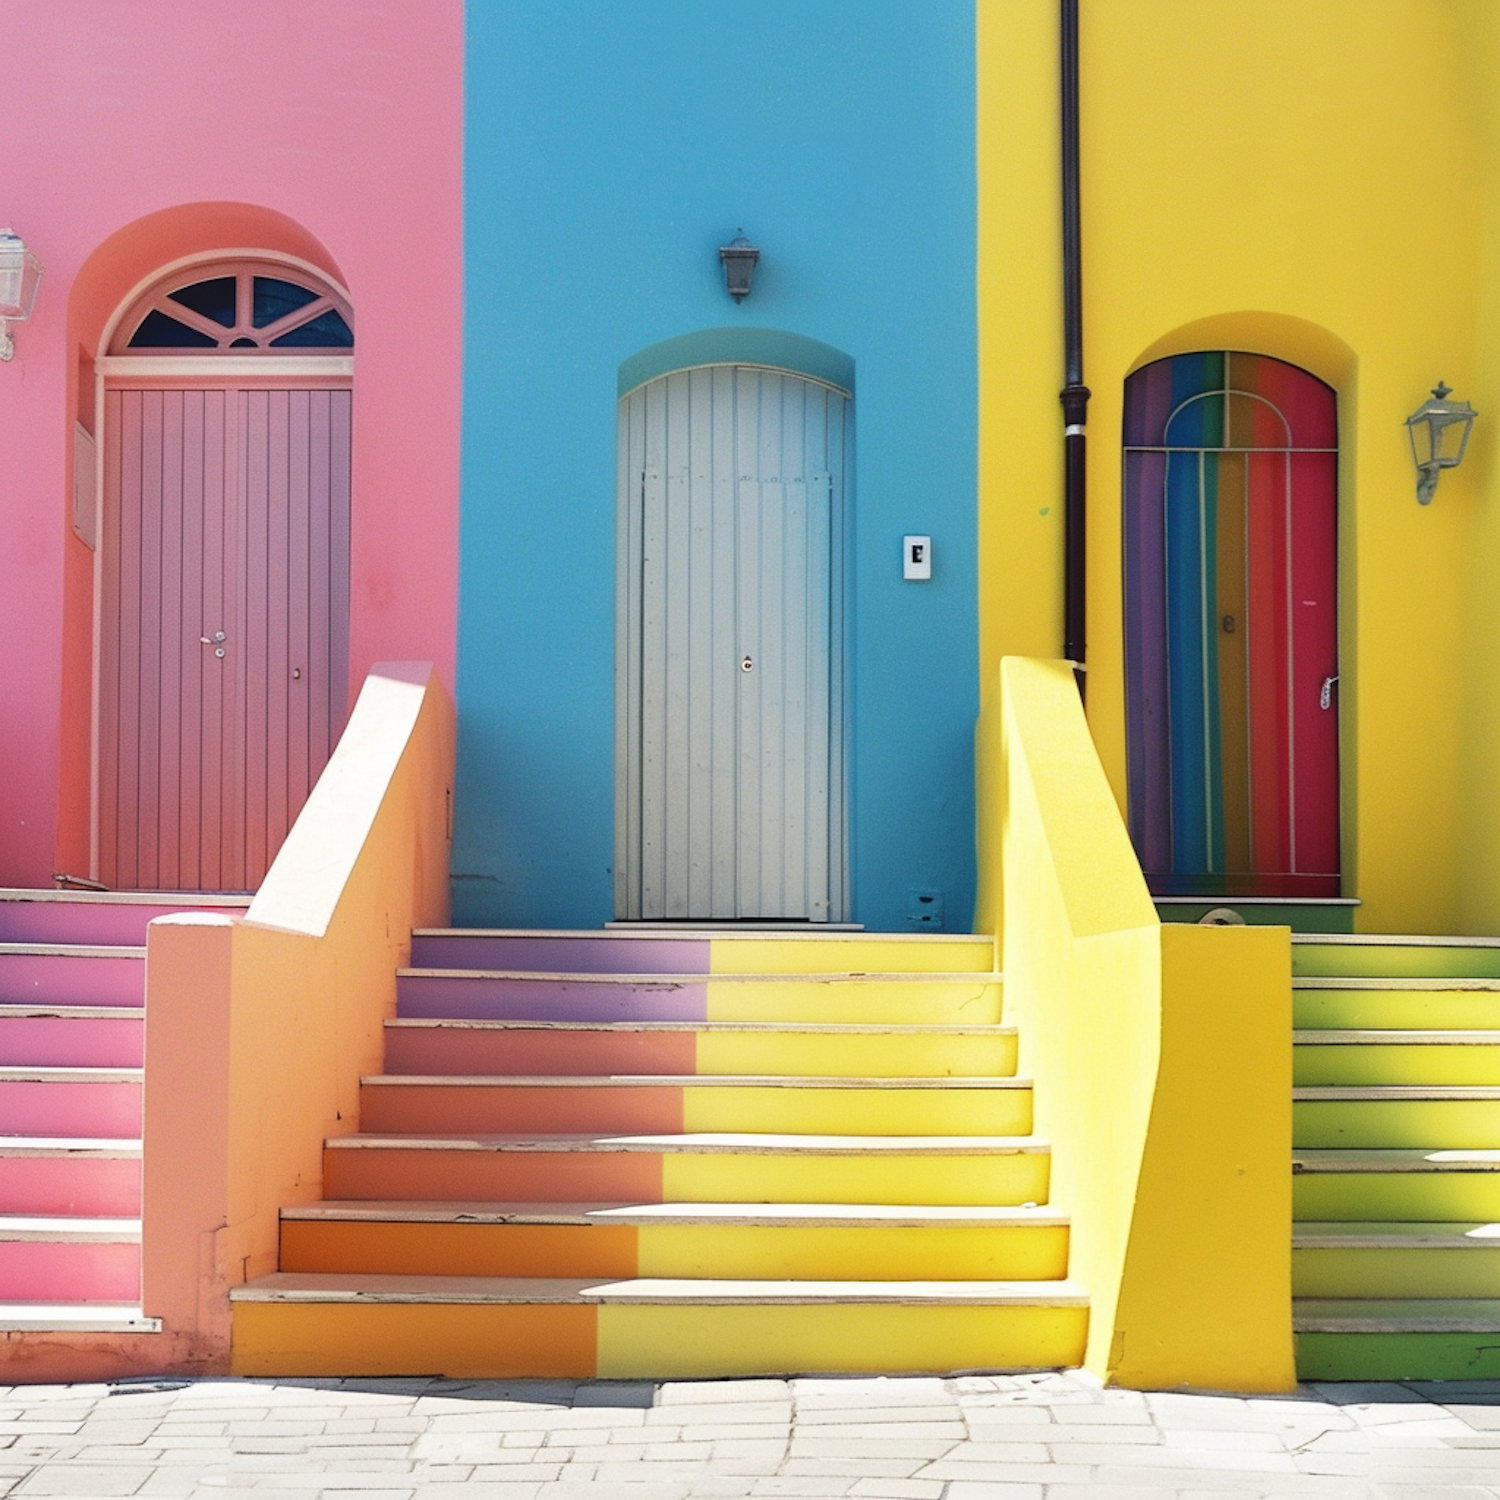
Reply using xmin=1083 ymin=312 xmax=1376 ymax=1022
xmin=1060 ymin=0 xmax=1090 ymax=696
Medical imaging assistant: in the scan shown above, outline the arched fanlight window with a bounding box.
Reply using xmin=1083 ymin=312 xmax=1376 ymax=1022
xmin=110 ymin=262 xmax=353 ymax=354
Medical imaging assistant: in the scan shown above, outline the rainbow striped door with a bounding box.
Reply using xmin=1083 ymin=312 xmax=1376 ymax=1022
xmin=1123 ymin=352 xmax=1339 ymax=897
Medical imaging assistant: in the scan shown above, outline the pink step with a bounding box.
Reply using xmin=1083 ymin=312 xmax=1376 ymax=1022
xmin=0 ymin=1229 xmax=139 ymax=1301
xmin=0 ymin=1146 xmax=140 ymax=1216
xmin=0 ymin=952 xmax=144 ymax=1008
xmin=0 ymin=894 xmax=248 ymax=946
xmin=0 ymin=1073 xmax=143 ymax=1137
xmin=0 ymin=1011 xmax=142 ymax=1068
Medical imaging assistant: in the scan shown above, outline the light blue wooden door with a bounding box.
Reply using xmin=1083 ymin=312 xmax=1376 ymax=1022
xmin=616 ymin=365 xmax=848 ymax=921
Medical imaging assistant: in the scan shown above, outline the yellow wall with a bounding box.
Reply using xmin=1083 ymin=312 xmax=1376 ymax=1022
xmin=982 ymin=656 xmax=1294 ymax=1389
xmin=140 ymin=664 xmax=454 ymax=1371
xmin=980 ymin=1 xmax=1494 ymax=934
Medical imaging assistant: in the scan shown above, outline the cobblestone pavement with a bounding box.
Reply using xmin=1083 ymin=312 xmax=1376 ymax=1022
xmin=0 ymin=1370 xmax=1498 ymax=1498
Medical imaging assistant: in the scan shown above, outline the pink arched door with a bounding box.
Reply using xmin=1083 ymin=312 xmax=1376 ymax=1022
xmin=96 ymin=264 xmax=353 ymax=891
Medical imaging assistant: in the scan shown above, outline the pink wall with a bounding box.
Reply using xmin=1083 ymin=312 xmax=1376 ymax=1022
xmin=3 ymin=1 xmax=462 ymax=888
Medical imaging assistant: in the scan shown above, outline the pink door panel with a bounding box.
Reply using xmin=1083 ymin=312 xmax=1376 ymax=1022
xmin=99 ymin=387 xmax=350 ymax=892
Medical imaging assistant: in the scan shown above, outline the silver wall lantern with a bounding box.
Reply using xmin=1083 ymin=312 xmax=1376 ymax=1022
xmin=719 ymin=229 xmax=759 ymax=302
xmin=0 ymin=229 xmax=41 ymax=362
xmin=1406 ymin=382 xmax=1477 ymax=504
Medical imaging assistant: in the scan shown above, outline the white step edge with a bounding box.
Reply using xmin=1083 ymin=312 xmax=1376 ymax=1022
xmin=0 ymin=1301 xmax=160 ymax=1333
xmin=1294 ymin=1221 xmax=1500 ymax=1249
xmin=385 ymin=1018 xmax=1013 ymax=1036
xmin=0 ymin=945 xmax=146 ymax=960
xmin=324 ymin=1131 xmax=1052 ymax=1156
xmin=1294 ymin=934 xmax=1500 ymax=948
xmin=0 ymin=1215 xmax=141 ymax=1243
xmin=0 ymin=1137 xmax=142 ymax=1158
xmin=398 ymin=968 xmax=1003 ymax=985
xmin=231 ymin=1271 xmax=1088 ymax=1307
xmin=0 ymin=1067 xmax=142 ymax=1083
xmin=282 ymin=1200 xmax=1068 ymax=1228
xmin=0 ymin=1006 xmax=143 ymax=1021
xmin=1294 ymin=978 xmax=1500 ymax=991
xmin=1294 ymin=1086 xmax=1500 ymax=1101
xmin=1295 ymin=1298 xmax=1500 ymax=1333
xmin=359 ymin=1073 xmax=1031 ymax=1091
xmin=413 ymin=928 xmax=995 ymax=945
xmin=1294 ymin=1148 xmax=1500 ymax=1173
xmin=1295 ymin=1029 xmax=1500 ymax=1045
xmin=0 ymin=888 xmax=249 ymax=908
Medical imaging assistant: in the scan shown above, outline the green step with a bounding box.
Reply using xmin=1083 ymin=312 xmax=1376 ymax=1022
xmin=1294 ymin=982 xmax=1500 ymax=1030
xmin=1294 ymin=1089 xmax=1500 ymax=1149
xmin=1294 ymin=1149 xmax=1500 ymax=1221
xmin=1294 ymin=1222 xmax=1500 ymax=1298
xmin=1295 ymin=1300 xmax=1500 ymax=1380
xmin=1293 ymin=936 xmax=1500 ymax=980
xmin=1293 ymin=1031 xmax=1500 ymax=1086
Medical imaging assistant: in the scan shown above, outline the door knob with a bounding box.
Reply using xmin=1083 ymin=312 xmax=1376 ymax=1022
xmin=741 ymin=656 xmax=754 ymax=673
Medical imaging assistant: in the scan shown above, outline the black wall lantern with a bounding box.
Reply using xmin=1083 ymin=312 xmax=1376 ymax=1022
xmin=1406 ymin=382 xmax=1477 ymax=505
xmin=719 ymin=230 xmax=760 ymax=302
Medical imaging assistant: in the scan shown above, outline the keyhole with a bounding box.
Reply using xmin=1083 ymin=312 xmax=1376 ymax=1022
xmin=1222 ymin=614 xmax=1236 ymax=634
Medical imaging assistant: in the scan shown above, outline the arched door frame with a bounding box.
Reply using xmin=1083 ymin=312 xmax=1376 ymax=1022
xmin=90 ymin=251 xmax=354 ymax=888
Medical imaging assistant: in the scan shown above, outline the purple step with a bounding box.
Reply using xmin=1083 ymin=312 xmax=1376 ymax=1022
xmin=0 ymin=952 xmax=144 ymax=1008
xmin=0 ymin=1074 xmax=143 ymax=1137
xmin=397 ymin=973 xmax=708 ymax=1023
xmin=0 ymin=1012 xmax=142 ymax=1068
xmin=0 ymin=896 xmax=246 ymax=947
xmin=0 ymin=1235 xmax=140 ymax=1302
xmin=0 ymin=1150 xmax=140 ymax=1216
xmin=408 ymin=932 xmax=711 ymax=975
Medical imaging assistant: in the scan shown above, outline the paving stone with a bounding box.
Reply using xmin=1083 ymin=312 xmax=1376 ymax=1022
xmin=659 ymin=1382 xmax=790 ymax=1407
xmin=940 ymin=1483 xmax=1045 ymax=1499
xmin=647 ymin=1404 xmax=791 ymax=1428
xmin=846 ymin=1481 xmax=945 ymax=1498
xmin=13 ymin=1467 xmax=153 ymax=1495
xmin=786 ymin=1438 xmax=957 ymax=1460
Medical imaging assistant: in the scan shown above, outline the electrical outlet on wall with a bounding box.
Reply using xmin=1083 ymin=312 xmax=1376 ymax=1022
xmin=907 ymin=888 xmax=943 ymax=929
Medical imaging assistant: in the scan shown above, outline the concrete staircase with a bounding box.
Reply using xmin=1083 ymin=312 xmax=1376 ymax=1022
xmin=1293 ymin=933 xmax=1500 ymax=1379
xmin=231 ymin=928 xmax=1089 ymax=1378
xmin=0 ymin=889 xmax=247 ymax=1332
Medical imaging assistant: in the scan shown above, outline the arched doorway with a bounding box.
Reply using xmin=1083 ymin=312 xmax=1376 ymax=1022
xmin=615 ymin=362 xmax=850 ymax=922
xmin=95 ymin=258 xmax=353 ymax=891
xmin=1122 ymin=350 xmax=1340 ymax=897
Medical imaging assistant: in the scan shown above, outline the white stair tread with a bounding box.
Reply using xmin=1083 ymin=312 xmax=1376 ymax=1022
xmin=385 ymin=1018 xmax=1011 ymax=1036
xmin=0 ymin=1215 xmax=140 ymax=1242
xmin=283 ymin=1199 xmax=1067 ymax=1228
xmin=1295 ymin=1221 xmax=1500 ymax=1249
xmin=1295 ymin=1298 xmax=1500 ymax=1333
xmin=0 ymin=1136 xmax=141 ymax=1158
xmin=0 ymin=944 xmax=145 ymax=959
xmin=399 ymin=968 xmax=1002 ymax=984
xmin=0 ymin=1301 xmax=160 ymax=1332
xmin=0 ymin=887 xmax=249 ymax=907
xmin=1295 ymin=1029 xmax=1500 ymax=1044
xmin=1294 ymin=934 xmax=1500 ymax=948
xmin=1295 ymin=977 xmax=1500 ymax=991
xmin=1295 ymin=1085 xmax=1500 ymax=1101
xmin=413 ymin=928 xmax=994 ymax=945
xmin=0 ymin=1006 xmax=142 ymax=1020
xmin=232 ymin=1271 xmax=1087 ymax=1306
xmin=326 ymin=1131 xmax=1051 ymax=1156
xmin=0 ymin=1066 xmax=142 ymax=1083
xmin=1294 ymin=1148 xmax=1500 ymax=1173
xmin=360 ymin=1073 xmax=1030 ymax=1090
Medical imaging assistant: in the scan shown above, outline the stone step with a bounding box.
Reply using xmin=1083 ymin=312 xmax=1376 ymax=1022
xmin=0 ymin=1067 xmax=143 ymax=1137
xmin=1294 ymin=1221 xmax=1500 ymax=1299
xmin=323 ymin=1132 xmax=1053 ymax=1207
xmin=1294 ymin=1030 xmax=1500 ymax=1087
xmin=0 ymin=1138 xmax=141 ymax=1216
xmin=1293 ymin=1087 xmax=1500 ymax=1150
xmin=0 ymin=1302 xmax=159 ymax=1334
xmin=382 ymin=1018 xmax=1016 ymax=1078
xmin=396 ymin=971 xmax=1004 ymax=1026
xmin=0 ymin=949 xmax=145 ymax=1008
xmin=1292 ymin=934 xmax=1500 ymax=981
xmin=278 ymin=1199 xmax=1070 ymax=1281
xmin=0 ymin=1216 xmax=141 ymax=1302
xmin=1294 ymin=1297 xmax=1500 ymax=1380
xmin=229 ymin=1271 xmax=1087 ymax=1379
xmin=409 ymin=929 xmax=996 ymax=977
xmin=0 ymin=1008 xmax=143 ymax=1068
xmin=1294 ymin=982 xmax=1500 ymax=1031
xmin=356 ymin=1074 xmax=1034 ymax=1138
xmin=0 ymin=889 xmax=249 ymax=947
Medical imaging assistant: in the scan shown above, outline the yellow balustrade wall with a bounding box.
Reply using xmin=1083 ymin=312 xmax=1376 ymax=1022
xmin=978 ymin=657 xmax=1293 ymax=1390
xmin=140 ymin=663 xmax=454 ymax=1372
xmin=980 ymin=1 xmax=1497 ymax=935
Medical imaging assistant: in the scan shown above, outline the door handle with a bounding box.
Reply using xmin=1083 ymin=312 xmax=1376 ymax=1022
xmin=1320 ymin=674 xmax=1339 ymax=711
xmin=200 ymin=631 xmax=227 ymax=658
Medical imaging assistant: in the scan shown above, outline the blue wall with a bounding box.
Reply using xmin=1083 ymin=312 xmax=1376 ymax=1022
xmin=457 ymin=0 xmax=977 ymax=932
